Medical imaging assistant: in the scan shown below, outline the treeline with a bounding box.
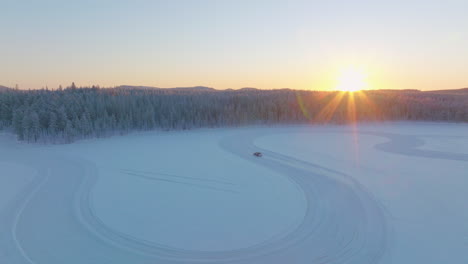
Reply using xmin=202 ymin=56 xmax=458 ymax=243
xmin=0 ymin=85 xmax=466 ymax=143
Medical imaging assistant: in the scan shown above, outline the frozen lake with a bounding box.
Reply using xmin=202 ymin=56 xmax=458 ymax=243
xmin=1 ymin=122 xmax=467 ymax=263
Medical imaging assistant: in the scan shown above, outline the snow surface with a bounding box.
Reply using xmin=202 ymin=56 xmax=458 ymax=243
xmin=0 ymin=123 xmax=467 ymax=263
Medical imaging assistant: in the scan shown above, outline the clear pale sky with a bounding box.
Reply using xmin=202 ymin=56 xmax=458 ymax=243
xmin=1 ymin=0 xmax=467 ymax=90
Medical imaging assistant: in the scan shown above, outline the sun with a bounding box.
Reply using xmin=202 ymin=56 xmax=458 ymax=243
xmin=336 ymin=67 xmax=368 ymax=92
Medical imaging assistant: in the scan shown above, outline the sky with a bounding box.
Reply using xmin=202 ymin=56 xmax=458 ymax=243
xmin=1 ymin=0 xmax=467 ymax=90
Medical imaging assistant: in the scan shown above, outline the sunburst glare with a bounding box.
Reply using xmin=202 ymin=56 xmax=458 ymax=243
xmin=336 ymin=67 xmax=368 ymax=92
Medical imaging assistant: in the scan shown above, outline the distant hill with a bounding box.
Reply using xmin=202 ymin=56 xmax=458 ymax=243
xmin=425 ymin=88 xmax=468 ymax=94
xmin=0 ymin=85 xmax=11 ymax=91
xmin=371 ymin=89 xmax=421 ymax=92
xmin=172 ymin=86 xmax=215 ymax=91
xmin=117 ymin=85 xmax=159 ymax=90
xmin=117 ymin=85 xmax=215 ymax=91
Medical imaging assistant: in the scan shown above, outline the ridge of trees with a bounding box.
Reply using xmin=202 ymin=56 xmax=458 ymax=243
xmin=0 ymin=85 xmax=466 ymax=143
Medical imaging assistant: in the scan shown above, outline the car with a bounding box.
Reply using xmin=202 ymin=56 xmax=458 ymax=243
xmin=253 ymin=152 xmax=263 ymax=157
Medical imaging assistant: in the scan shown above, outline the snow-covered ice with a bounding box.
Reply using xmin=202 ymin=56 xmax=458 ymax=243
xmin=0 ymin=122 xmax=467 ymax=263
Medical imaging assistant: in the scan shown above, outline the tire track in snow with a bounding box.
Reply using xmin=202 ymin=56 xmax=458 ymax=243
xmin=119 ymin=169 xmax=239 ymax=193
xmin=120 ymin=171 xmax=239 ymax=193
xmin=11 ymin=170 xmax=50 ymax=264
xmin=121 ymin=169 xmax=237 ymax=186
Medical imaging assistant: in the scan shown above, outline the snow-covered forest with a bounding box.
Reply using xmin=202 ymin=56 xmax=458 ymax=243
xmin=0 ymin=85 xmax=466 ymax=143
